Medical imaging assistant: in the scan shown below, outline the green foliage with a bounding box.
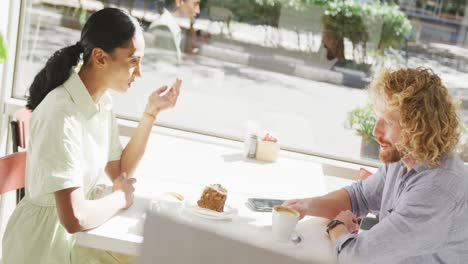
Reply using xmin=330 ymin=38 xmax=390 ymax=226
xmin=347 ymin=103 xmax=376 ymax=141
xmin=207 ymin=0 xmax=411 ymax=55
xmin=0 ymin=33 xmax=6 ymax=64
xmin=323 ymin=1 xmax=412 ymax=54
xmin=253 ymin=0 xmax=327 ymax=8
xmin=323 ymin=1 xmax=368 ymax=46
xmin=210 ymin=0 xmax=328 ymax=24
xmin=373 ymin=4 xmax=412 ymax=53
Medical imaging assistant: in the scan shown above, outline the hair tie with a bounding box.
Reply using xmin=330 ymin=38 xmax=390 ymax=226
xmin=74 ymin=41 xmax=83 ymax=53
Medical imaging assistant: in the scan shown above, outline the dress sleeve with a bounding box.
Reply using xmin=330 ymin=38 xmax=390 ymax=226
xmin=27 ymin=109 xmax=84 ymax=198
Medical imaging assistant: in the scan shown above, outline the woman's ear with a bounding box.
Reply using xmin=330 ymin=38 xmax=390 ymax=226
xmin=174 ymin=0 xmax=182 ymax=8
xmin=90 ymin=47 xmax=108 ymax=68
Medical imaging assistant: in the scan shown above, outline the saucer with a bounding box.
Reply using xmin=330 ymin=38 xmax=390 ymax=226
xmin=183 ymin=200 xmax=237 ymax=220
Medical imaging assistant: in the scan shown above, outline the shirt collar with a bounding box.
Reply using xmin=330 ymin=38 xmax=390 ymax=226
xmin=404 ymin=155 xmax=452 ymax=175
xmin=63 ymin=71 xmax=113 ymax=119
xmin=396 ymin=159 xmax=429 ymax=178
xmin=411 ymin=162 xmax=430 ymax=173
xmin=407 ymin=152 xmax=453 ymax=174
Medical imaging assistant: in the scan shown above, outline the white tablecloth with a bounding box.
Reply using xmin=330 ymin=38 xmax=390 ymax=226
xmin=76 ymin=131 xmax=337 ymax=263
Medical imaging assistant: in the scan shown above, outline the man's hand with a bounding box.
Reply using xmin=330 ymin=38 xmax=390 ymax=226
xmin=282 ymin=199 xmax=310 ymax=220
xmin=334 ymin=210 xmax=359 ymax=233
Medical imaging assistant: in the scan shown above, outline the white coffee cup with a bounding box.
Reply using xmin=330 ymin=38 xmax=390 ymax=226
xmin=272 ymin=206 xmax=300 ymax=243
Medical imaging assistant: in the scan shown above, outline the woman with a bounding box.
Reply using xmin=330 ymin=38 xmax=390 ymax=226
xmin=2 ymin=8 xmax=181 ymax=263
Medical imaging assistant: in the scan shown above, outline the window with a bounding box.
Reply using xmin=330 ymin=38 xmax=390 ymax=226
xmin=9 ymin=0 xmax=468 ymax=164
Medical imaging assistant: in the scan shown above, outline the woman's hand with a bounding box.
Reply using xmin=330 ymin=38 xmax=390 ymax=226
xmin=144 ymin=79 xmax=182 ymax=116
xmin=112 ymin=173 xmax=137 ymax=209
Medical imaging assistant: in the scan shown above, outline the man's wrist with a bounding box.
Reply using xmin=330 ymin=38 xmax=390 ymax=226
xmin=328 ymin=223 xmax=349 ymax=242
xmin=327 ymin=219 xmax=345 ymax=234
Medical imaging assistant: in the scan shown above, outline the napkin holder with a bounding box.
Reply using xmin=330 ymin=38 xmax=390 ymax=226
xmin=255 ymin=140 xmax=279 ymax=162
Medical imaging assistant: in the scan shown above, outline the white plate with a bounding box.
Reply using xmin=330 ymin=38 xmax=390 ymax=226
xmin=183 ymin=200 xmax=237 ymax=220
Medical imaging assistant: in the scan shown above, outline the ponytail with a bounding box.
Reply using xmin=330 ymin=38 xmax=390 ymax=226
xmin=26 ymin=42 xmax=83 ymax=110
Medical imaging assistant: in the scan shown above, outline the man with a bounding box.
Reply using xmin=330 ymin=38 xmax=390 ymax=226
xmin=149 ymin=0 xmax=202 ymax=59
xmin=172 ymin=0 xmax=200 ymax=21
xmin=148 ymin=0 xmax=201 ymax=62
xmin=284 ymin=67 xmax=468 ymax=263
xmin=169 ymin=0 xmax=201 ymax=55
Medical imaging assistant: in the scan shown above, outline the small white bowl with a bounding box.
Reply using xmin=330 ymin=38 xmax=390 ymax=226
xmin=152 ymin=192 xmax=185 ymax=213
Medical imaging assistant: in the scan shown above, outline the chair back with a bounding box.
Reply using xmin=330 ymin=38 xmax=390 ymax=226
xmin=0 ymin=152 xmax=26 ymax=195
xmin=12 ymin=107 xmax=32 ymax=150
xmin=9 ymin=108 xmax=31 ymax=202
xmin=138 ymin=211 xmax=310 ymax=264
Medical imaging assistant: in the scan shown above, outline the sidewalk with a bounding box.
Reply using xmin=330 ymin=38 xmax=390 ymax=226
xmin=198 ymin=38 xmax=370 ymax=89
xmin=178 ymin=16 xmax=371 ymax=89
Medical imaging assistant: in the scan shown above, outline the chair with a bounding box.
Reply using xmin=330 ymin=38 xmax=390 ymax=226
xmin=11 ymin=108 xmax=31 ymax=153
xmin=357 ymin=167 xmax=373 ymax=180
xmin=0 ymin=152 xmax=27 ymax=204
xmin=138 ymin=211 xmax=310 ymax=264
xmin=10 ymin=107 xmax=32 ymax=202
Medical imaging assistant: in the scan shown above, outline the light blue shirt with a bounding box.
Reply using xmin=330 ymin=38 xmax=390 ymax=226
xmin=338 ymin=153 xmax=468 ymax=263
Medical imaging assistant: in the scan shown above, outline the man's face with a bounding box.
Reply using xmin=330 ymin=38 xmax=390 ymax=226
xmin=105 ymin=31 xmax=145 ymax=92
xmin=179 ymin=0 xmax=200 ymax=20
xmin=372 ymin=98 xmax=402 ymax=163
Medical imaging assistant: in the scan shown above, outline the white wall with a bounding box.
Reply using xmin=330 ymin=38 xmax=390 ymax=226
xmin=0 ymin=0 xmax=10 ymax=75
xmin=0 ymin=0 xmax=10 ymax=34
xmin=0 ymin=1 xmax=13 ymax=259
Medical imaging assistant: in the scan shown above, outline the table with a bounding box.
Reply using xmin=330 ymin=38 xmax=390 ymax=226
xmin=75 ymin=129 xmax=340 ymax=263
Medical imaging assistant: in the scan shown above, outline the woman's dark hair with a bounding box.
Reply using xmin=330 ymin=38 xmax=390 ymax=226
xmin=26 ymin=8 xmax=141 ymax=110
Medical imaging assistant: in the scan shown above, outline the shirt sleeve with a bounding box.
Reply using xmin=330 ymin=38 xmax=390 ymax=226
xmin=344 ymin=165 xmax=386 ymax=217
xmin=108 ymin=110 xmax=123 ymax=162
xmin=335 ymin=179 xmax=454 ymax=263
xmin=27 ymin=108 xmax=84 ymax=198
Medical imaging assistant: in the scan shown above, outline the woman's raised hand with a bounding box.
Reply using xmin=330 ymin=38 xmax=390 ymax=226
xmin=144 ymin=79 xmax=182 ymax=117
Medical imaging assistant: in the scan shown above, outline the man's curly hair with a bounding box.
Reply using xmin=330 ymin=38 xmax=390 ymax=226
xmin=370 ymin=67 xmax=460 ymax=167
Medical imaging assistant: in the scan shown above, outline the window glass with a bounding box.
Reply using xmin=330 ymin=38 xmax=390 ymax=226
xmin=13 ymin=0 xmax=468 ymax=162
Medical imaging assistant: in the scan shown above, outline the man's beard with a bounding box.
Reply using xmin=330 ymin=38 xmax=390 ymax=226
xmin=376 ymin=138 xmax=402 ymax=163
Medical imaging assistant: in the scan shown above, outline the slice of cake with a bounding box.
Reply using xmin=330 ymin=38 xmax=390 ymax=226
xmin=197 ymin=184 xmax=227 ymax=212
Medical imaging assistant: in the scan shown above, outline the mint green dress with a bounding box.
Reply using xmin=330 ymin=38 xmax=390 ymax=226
xmin=2 ymin=72 xmax=126 ymax=264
